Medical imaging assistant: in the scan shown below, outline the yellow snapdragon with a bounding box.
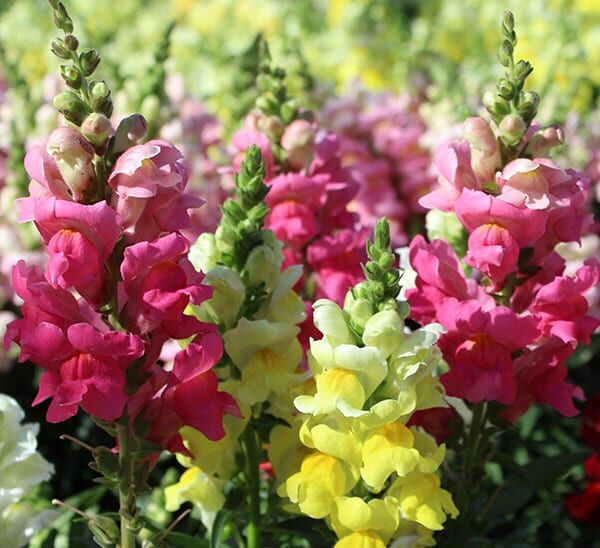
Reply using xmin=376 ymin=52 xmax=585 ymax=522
xmin=274 ymin=219 xmax=458 ymax=546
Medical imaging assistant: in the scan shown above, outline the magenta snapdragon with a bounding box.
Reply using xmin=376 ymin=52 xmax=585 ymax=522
xmin=406 ymin=115 xmax=599 ymax=419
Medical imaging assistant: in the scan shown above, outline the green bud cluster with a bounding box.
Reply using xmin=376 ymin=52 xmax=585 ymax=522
xmin=254 ymin=41 xmax=300 ymax=141
xmin=132 ymin=22 xmax=175 ymax=139
xmin=484 ymin=11 xmax=540 ymax=149
xmin=217 ymin=145 xmax=270 ymax=272
xmin=48 ymin=0 xmax=113 ymax=125
xmin=225 ymin=33 xmax=269 ymax=126
xmin=352 ymin=218 xmax=403 ymax=311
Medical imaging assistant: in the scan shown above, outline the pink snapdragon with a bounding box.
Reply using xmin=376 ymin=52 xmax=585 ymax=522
xmin=408 ymin=113 xmax=597 ymax=418
xmin=8 ymin=118 xmax=236 ymax=452
xmin=130 ymin=332 xmax=240 ymax=454
xmin=530 ymin=261 xmax=600 ymax=344
xmin=406 ymin=235 xmax=493 ymax=324
xmin=6 ymin=265 xmax=143 ymax=422
xmin=108 ymin=140 xmax=203 ymax=243
xmin=18 ymin=198 xmax=120 ymax=306
xmin=437 ymin=299 xmax=539 ymax=404
xmin=120 ymin=232 xmax=212 ymax=338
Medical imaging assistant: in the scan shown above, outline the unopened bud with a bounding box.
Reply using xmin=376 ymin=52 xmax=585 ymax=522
xmin=496 ymin=79 xmax=515 ymax=100
xmin=463 ymin=117 xmax=501 ymax=181
xmin=281 ymin=119 xmax=315 ymax=169
xmin=463 ymin=117 xmax=496 ymax=154
xmin=260 ymin=115 xmax=285 ymax=139
xmin=79 ymin=48 xmax=100 ymax=76
xmin=80 ymin=113 xmax=112 ymax=147
xmin=53 ymin=3 xmax=73 ymax=34
xmin=112 ymin=114 xmax=147 ymax=152
xmin=524 ymin=125 xmax=565 ymax=157
xmin=502 ymin=11 xmax=514 ymax=30
xmin=343 ymin=292 xmax=374 ymax=334
xmin=517 ymin=91 xmax=540 ymax=121
xmin=47 ymin=127 xmax=94 ymax=200
xmin=88 ymin=515 xmax=119 ymax=546
xmin=483 ymin=92 xmax=511 ymax=121
xmin=374 ymin=218 xmax=391 ymax=251
xmin=281 ymin=99 xmax=298 ymax=124
xmin=89 ymin=81 xmax=110 ymax=111
xmin=499 ymin=114 xmax=527 ymax=145
xmin=64 ymin=34 xmax=78 ymax=51
xmin=60 ymin=65 xmax=83 ymax=89
xmin=255 ymin=95 xmax=276 ymax=114
xmin=244 ymin=244 xmax=280 ymax=289
xmin=53 ymin=91 xmax=88 ymax=125
xmin=513 ymin=60 xmax=533 ymax=81
xmin=50 ymin=39 xmax=71 ymax=59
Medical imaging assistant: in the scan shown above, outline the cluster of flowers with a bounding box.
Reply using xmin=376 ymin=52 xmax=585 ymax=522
xmin=230 ymin=112 xmax=364 ymax=308
xmin=272 ymin=220 xmax=457 ymax=547
xmin=404 ymin=113 xmax=599 ymax=419
xmin=0 ymin=394 xmax=54 ymax=547
xmin=322 ymin=88 xmax=436 ymax=245
xmin=4 ymin=115 xmax=238 ymax=455
xmin=165 ymin=145 xmax=308 ymax=530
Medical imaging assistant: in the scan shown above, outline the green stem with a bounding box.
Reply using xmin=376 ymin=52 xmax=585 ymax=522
xmin=242 ymin=422 xmax=261 ymax=548
xmin=448 ymin=402 xmax=487 ymax=546
xmin=117 ymin=422 xmax=137 ymax=548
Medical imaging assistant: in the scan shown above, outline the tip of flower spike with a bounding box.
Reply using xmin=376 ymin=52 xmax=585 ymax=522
xmin=485 ymin=11 xmax=539 ymax=158
xmin=351 ymin=217 xmax=402 ymax=311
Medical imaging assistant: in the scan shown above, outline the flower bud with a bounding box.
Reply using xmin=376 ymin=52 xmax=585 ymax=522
xmin=524 ymin=125 xmax=565 ymax=157
xmin=463 ymin=117 xmax=501 ymax=181
xmin=64 ymin=34 xmax=78 ymax=51
xmin=89 ymin=81 xmax=110 ymax=111
xmin=344 ymin=292 xmax=374 ymax=334
xmin=496 ymin=78 xmax=515 ymax=100
xmin=499 ymin=114 xmax=527 ymax=145
xmin=60 ymin=64 xmax=83 ymax=89
xmin=112 ymin=114 xmax=148 ymax=152
xmin=80 ymin=113 xmax=112 ymax=147
xmin=517 ymin=91 xmax=540 ymax=122
xmin=482 ymin=92 xmax=510 ymax=121
xmin=260 ymin=115 xmax=285 ymax=139
xmin=46 ymin=127 xmax=94 ymax=200
xmin=53 ymin=3 xmax=73 ymax=34
xmin=244 ymin=243 xmax=280 ymax=289
xmin=281 ymin=99 xmax=298 ymax=124
xmin=53 ymin=91 xmax=88 ymax=125
xmin=50 ymin=39 xmax=71 ymax=59
xmin=79 ymin=48 xmax=100 ymax=76
xmin=281 ymin=119 xmax=315 ymax=169
xmin=463 ymin=117 xmax=496 ymax=155
xmin=215 ymin=225 xmax=236 ymax=257
xmin=88 ymin=515 xmax=119 ymax=546
xmin=513 ymin=60 xmax=533 ymax=81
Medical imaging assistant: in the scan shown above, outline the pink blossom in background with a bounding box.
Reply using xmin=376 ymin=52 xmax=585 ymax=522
xmin=322 ymin=90 xmax=436 ymax=245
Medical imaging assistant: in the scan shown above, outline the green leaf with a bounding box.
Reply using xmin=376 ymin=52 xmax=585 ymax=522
xmin=488 ymin=451 xmax=589 ymax=517
xmin=210 ymin=509 xmax=231 ymax=548
xmin=164 ymin=532 xmax=210 ymax=548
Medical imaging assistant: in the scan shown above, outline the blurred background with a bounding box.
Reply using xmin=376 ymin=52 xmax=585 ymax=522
xmin=0 ymin=1 xmax=599 ymax=545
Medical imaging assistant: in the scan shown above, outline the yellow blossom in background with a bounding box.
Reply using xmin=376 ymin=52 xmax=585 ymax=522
xmin=164 ymin=467 xmax=226 ymax=531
